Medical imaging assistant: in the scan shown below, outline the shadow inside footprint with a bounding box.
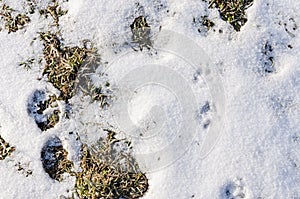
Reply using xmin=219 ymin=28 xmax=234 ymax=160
xmin=27 ymin=90 xmax=60 ymax=131
xmin=41 ymin=136 xmax=73 ymax=181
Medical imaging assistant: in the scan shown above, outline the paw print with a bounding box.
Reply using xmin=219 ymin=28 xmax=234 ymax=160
xmin=281 ymin=18 xmax=298 ymax=38
xmin=221 ymin=178 xmax=248 ymax=199
xmin=259 ymin=40 xmax=276 ymax=75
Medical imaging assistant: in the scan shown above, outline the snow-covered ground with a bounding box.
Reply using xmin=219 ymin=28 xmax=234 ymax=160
xmin=0 ymin=0 xmax=300 ymax=198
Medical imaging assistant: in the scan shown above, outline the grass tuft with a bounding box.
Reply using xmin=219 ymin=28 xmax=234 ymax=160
xmin=0 ymin=4 xmax=30 ymax=33
xmin=19 ymin=58 xmax=35 ymax=70
xmin=209 ymin=0 xmax=254 ymax=31
xmin=15 ymin=162 xmax=33 ymax=177
xmin=0 ymin=135 xmax=15 ymax=160
xmin=39 ymin=32 xmax=88 ymax=101
xmin=75 ymin=131 xmax=148 ymax=199
xmin=39 ymin=0 xmax=67 ymax=27
xmin=130 ymin=16 xmax=152 ymax=51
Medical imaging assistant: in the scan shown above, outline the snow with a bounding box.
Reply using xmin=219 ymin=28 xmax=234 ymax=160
xmin=0 ymin=0 xmax=300 ymax=198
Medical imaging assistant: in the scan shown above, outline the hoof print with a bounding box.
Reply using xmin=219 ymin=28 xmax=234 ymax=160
xmin=41 ymin=136 xmax=73 ymax=181
xmin=27 ymin=90 xmax=60 ymax=131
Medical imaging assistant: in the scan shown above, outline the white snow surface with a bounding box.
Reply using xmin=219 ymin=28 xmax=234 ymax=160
xmin=0 ymin=0 xmax=300 ymax=198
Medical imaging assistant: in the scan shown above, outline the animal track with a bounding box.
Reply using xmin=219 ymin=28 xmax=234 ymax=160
xmin=270 ymin=95 xmax=294 ymax=118
xmin=279 ymin=17 xmax=298 ymax=38
xmin=196 ymin=101 xmax=212 ymax=129
xmin=27 ymin=90 xmax=60 ymax=131
xmin=41 ymin=136 xmax=73 ymax=181
xmin=221 ymin=178 xmax=247 ymax=199
xmin=259 ymin=40 xmax=276 ymax=75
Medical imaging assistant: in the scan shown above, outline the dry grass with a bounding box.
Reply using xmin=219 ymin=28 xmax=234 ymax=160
xmin=0 ymin=4 xmax=30 ymax=33
xmin=1 ymin=1 xmax=148 ymax=198
xmin=39 ymin=32 xmax=88 ymax=101
xmin=39 ymin=32 xmax=110 ymax=106
xmin=75 ymin=44 xmax=112 ymax=107
xmin=209 ymin=0 xmax=254 ymax=31
xmin=15 ymin=162 xmax=33 ymax=177
xmin=39 ymin=0 xmax=67 ymax=27
xmin=19 ymin=58 xmax=35 ymax=70
xmin=130 ymin=16 xmax=152 ymax=51
xmin=40 ymin=132 xmax=149 ymax=198
xmin=42 ymin=109 xmax=60 ymax=131
xmin=0 ymin=135 xmax=15 ymax=160
xmin=75 ymin=131 xmax=149 ymax=199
